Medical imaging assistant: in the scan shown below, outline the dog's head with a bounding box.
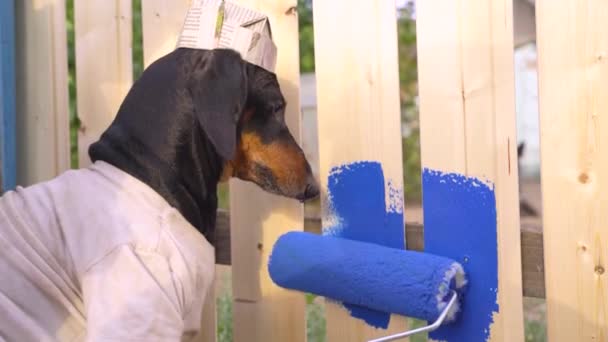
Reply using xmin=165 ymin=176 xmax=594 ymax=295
xmin=187 ymin=48 xmax=318 ymax=202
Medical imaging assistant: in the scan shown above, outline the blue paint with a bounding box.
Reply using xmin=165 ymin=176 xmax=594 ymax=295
xmin=324 ymin=161 xmax=404 ymax=328
xmin=0 ymin=0 xmax=17 ymax=192
xmin=423 ymin=168 xmax=499 ymax=341
xmin=269 ymin=231 xmax=467 ymax=322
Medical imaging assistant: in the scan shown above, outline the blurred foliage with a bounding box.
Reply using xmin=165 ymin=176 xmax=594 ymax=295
xmin=409 ymin=319 xmax=428 ymax=342
xmin=525 ymin=320 xmax=547 ymax=342
xmin=132 ymin=0 xmax=144 ymax=80
xmin=298 ymin=0 xmax=315 ymax=73
xmin=217 ymin=280 xmax=233 ymax=342
xmin=218 ymin=182 xmax=229 ymax=209
xmin=306 ymin=293 xmax=326 ymax=342
xmin=66 ymin=0 xmax=79 ymax=168
xmin=396 ymin=3 xmax=421 ymax=202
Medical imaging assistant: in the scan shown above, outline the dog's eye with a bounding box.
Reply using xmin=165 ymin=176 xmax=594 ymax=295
xmin=269 ymin=103 xmax=283 ymax=114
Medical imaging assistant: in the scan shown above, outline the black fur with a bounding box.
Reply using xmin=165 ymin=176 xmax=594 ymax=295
xmin=89 ymin=48 xmax=272 ymax=244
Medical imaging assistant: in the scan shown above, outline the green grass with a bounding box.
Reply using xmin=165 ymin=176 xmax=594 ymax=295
xmin=216 ymin=270 xmax=233 ymax=342
xmin=524 ymin=297 xmax=547 ymax=342
xmin=525 ymin=320 xmax=546 ymax=342
xmin=306 ymin=294 xmax=326 ymax=342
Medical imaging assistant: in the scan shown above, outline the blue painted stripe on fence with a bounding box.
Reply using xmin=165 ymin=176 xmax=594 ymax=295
xmin=324 ymin=161 xmax=405 ymax=329
xmin=422 ymin=168 xmax=499 ymax=342
xmin=0 ymin=0 xmax=17 ymax=192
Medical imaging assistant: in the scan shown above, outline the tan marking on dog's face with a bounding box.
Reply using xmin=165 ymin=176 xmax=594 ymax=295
xmin=223 ymin=108 xmax=316 ymax=200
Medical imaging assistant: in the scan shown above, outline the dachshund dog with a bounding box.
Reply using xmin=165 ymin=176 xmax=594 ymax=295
xmin=0 ymin=48 xmax=318 ymax=341
xmin=90 ymin=47 xmax=319 ymax=244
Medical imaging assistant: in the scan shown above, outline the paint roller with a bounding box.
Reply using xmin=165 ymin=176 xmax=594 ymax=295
xmin=268 ymin=231 xmax=468 ymax=341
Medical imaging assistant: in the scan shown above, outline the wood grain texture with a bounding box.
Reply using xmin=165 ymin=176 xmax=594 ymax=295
xmin=536 ymin=0 xmax=608 ymax=340
xmin=15 ymin=0 xmax=70 ymax=185
xmin=75 ymin=0 xmax=133 ymax=167
xmin=416 ymin=0 xmax=524 ymax=340
xmin=313 ymin=1 xmax=408 ymax=341
xmin=141 ymin=0 xmax=191 ymax=68
xmin=229 ymin=1 xmax=305 ymax=341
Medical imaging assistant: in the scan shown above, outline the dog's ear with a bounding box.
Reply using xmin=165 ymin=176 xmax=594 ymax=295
xmin=188 ymin=49 xmax=248 ymax=160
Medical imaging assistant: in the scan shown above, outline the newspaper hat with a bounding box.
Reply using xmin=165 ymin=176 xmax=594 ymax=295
xmin=177 ymin=0 xmax=277 ymax=72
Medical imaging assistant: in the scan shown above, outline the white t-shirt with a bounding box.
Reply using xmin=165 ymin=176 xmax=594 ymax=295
xmin=0 ymin=161 xmax=215 ymax=341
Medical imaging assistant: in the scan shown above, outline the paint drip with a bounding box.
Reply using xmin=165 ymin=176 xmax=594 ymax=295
xmin=325 ymin=161 xmax=404 ymax=328
xmin=422 ymin=168 xmax=499 ymax=341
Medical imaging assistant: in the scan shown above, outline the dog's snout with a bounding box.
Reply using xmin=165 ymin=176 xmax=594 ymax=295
xmin=305 ymin=183 xmax=319 ymax=199
xmin=300 ymin=176 xmax=319 ymax=202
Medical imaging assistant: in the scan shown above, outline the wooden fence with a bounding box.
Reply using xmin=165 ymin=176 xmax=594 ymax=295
xmin=5 ymin=0 xmax=608 ymax=341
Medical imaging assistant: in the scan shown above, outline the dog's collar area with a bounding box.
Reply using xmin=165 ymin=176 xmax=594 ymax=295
xmin=88 ymin=121 xmax=224 ymax=245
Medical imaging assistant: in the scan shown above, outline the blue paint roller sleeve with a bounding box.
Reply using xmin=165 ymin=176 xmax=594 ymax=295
xmin=268 ymin=231 xmax=467 ymax=323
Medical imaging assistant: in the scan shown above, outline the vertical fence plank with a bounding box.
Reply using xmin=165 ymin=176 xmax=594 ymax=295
xmin=536 ymin=1 xmax=608 ymax=341
xmin=75 ymin=0 xmax=133 ymax=167
xmin=141 ymin=0 xmax=190 ymax=68
xmin=229 ymin=1 xmax=305 ymax=341
xmin=313 ymin=2 xmax=408 ymax=341
xmin=0 ymin=0 xmax=17 ymax=192
xmin=141 ymin=3 xmax=217 ymax=341
xmin=15 ymin=0 xmax=70 ymax=185
xmin=416 ymin=0 xmax=524 ymax=341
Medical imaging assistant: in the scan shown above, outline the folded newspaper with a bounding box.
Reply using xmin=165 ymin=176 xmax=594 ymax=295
xmin=177 ymin=0 xmax=277 ymax=72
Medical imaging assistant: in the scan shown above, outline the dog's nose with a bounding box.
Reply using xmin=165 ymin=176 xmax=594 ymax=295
xmin=303 ymin=178 xmax=320 ymax=201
